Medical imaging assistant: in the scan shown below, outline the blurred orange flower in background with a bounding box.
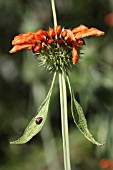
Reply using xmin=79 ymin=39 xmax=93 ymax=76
xmin=104 ymin=12 xmax=113 ymax=27
xmin=99 ymin=159 xmax=113 ymax=169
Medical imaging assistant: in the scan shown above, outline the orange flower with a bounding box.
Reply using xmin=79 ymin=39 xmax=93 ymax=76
xmin=9 ymin=25 xmax=104 ymax=68
xmin=61 ymin=30 xmax=67 ymax=37
xmin=55 ymin=25 xmax=62 ymax=35
xmin=48 ymin=28 xmax=55 ymax=38
xmin=104 ymin=12 xmax=113 ymax=27
xmin=47 ymin=39 xmax=54 ymax=45
xmin=74 ymin=27 xmax=104 ymax=39
xmin=72 ymin=41 xmax=78 ymax=64
xmin=99 ymin=159 xmax=113 ymax=169
xmin=10 ymin=44 xmax=35 ymax=53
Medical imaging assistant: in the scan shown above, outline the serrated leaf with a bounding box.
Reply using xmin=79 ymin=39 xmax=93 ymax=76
xmin=67 ymin=75 xmax=104 ymax=146
xmin=10 ymin=72 xmax=56 ymax=144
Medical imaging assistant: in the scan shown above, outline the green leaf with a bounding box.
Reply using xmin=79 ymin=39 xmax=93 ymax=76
xmin=67 ymin=74 xmax=104 ymax=146
xmin=10 ymin=72 xmax=56 ymax=144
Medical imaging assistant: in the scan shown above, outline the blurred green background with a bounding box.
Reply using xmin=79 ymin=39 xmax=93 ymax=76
xmin=0 ymin=0 xmax=113 ymax=170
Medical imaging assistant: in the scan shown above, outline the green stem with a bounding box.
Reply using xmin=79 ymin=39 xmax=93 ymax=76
xmin=59 ymin=72 xmax=71 ymax=170
xmin=51 ymin=0 xmax=71 ymax=169
xmin=51 ymin=0 xmax=57 ymax=28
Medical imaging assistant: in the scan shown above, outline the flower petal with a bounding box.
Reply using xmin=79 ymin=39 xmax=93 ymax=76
xmin=9 ymin=44 xmax=34 ymax=53
xmin=72 ymin=25 xmax=88 ymax=34
xmin=72 ymin=42 xmax=78 ymax=64
xmin=34 ymin=45 xmax=42 ymax=52
xmin=75 ymin=27 xmax=104 ymax=39
xmin=12 ymin=32 xmax=35 ymax=45
xmin=66 ymin=29 xmax=75 ymax=40
xmin=48 ymin=28 xmax=55 ymax=37
xmin=76 ymin=38 xmax=85 ymax=47
xmin=61 ymin=29 xmax=67 ymax=37
xmin=36 ymin=29 xmax=48 ymax=37
xmin=55 ymin=25 xmax=62 ymax=35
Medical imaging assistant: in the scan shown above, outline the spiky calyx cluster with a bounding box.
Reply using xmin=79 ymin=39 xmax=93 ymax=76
xmin=10 ymin=25 xmax=104 ymax=72
xmin=38 ymin=40 xmax=73 ymax=72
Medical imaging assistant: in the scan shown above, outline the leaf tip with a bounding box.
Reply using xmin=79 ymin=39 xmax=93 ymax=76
xmin=10 ymin=141 xmax=17 ymax=145
xmin=98 ymin=142 xmax=105 ymax=147
xmin=10 ymin=138 xmax=26 ymax=145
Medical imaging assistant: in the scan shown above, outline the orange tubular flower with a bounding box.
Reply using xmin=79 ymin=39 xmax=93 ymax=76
xmin=9 ymin=25 xmax=104 ymax=71
xmin=61 ymin=30 xmax=67 ymax=37
xmin=48 ymin=28 xmax=55 ymax=38
xmin=55 ymin=25 xmax=62 ymax=35
xmin=72 ymin=41 xmax=78 ymax=64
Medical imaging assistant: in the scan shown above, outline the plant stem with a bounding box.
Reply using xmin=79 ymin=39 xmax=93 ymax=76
xmin=51 ymin=0 xmax=57 ymax=28
xmin=59 ymin=72 xmax=71 ymax=170
xmin=51 ymin=1 xmax=71 ymax=169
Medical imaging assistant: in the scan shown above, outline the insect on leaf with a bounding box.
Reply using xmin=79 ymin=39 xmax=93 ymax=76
xmin=10 ymin=72 xmax=56 ymax=144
